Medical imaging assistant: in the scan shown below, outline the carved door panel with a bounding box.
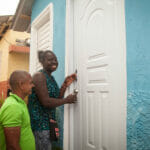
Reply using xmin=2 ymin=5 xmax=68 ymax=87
xmin=71 ymin=0 xmax=127 ymax=150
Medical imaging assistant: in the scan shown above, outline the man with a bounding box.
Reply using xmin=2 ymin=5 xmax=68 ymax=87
xmin=0 ymin=70 xmax=35 ymax=150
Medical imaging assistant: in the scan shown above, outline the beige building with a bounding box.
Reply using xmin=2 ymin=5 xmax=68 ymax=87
xmin=0 ymin=14 xmax=30 ymax=103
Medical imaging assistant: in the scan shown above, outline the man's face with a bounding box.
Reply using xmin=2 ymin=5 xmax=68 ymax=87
xmin=22 ymin=75 xmax=34 ymax=96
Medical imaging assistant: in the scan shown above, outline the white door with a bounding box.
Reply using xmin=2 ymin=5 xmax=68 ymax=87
xmin=65 ymin=0 xmax=127 ymax=150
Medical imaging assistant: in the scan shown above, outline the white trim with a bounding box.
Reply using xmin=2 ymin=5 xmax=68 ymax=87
xmin=64 ymin=0 xmax=74 ymax=150
xmin=114 ymin=0 xmax=127 ymax=148
xmin=31 ymin=3 xmax=53 ymax=29
xmin=29 ymin=3 xmax=53 ymax=75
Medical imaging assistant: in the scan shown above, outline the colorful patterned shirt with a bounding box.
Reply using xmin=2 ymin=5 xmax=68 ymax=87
xmin=28 ymin=70 xmax=59 ymax=131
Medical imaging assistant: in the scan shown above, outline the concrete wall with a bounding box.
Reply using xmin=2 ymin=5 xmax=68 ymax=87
xmin=8 ymin=52 xmax=29 ymax=78
xmin=0 ymin=29 xmax=30 ymax=99
xmin=0 ymin=30 xmax=30 ymax=81
xmin=125 ymin=0 xmax=150 ymax=149
xmin=7 ymin=30 xmax=30 ymax=77
xmin=0 ymin=31 xmax=10 ymax=81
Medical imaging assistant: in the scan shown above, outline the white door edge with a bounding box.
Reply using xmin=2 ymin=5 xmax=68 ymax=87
xmin=64 ymin=0 xmax=74 ymax=150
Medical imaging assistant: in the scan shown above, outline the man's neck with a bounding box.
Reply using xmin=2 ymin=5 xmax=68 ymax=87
xmin=12 ymin=91 xmax=25 ymax=100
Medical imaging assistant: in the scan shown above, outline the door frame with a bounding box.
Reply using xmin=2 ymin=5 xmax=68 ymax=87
xmin=64 ymin=0 xmax=127 ymax=150
xmin=64 ymin=0 xmax=78 ymax=150
xmin=64 ymin=0 xmax=74 ymax=150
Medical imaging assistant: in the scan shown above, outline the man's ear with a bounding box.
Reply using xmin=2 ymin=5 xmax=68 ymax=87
xmin=18 ymin=81 xmax=24 ymax=90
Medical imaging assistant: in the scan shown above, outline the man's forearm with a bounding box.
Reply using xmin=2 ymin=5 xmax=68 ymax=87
xmin=6 ymin=144 xmax=21 ymax=150
xmin=4 ymin=127 xmax=21 ymax=150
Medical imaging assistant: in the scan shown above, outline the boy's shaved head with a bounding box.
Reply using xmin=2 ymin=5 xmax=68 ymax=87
xmin=9 ymin=70 xmax=30 ymax=90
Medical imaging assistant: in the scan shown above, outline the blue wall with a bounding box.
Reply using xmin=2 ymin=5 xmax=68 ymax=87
xmin=32 ymin=0 xmax=66 ymax=87
xmin=31 ymin=0 xmax=66 ymax=149
xmin=125 ymin=0 xmax=150 ymax=149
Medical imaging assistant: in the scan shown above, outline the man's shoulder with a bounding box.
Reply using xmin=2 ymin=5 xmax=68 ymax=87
xmin=0 ymin=97 xmax=22 ymax=115
xmin=0 ymin=100 xmax=23 ymax=125
xmin=2 ymin=96 xmax=19 ymax=106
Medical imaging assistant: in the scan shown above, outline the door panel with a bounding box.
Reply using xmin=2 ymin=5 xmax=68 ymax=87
xmin=70 ymin=0 xmax=126 ymax=150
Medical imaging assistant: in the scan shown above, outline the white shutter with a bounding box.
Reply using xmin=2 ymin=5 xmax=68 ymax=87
xmin=30 ymin=4 xmax=53 ymax=74
xmin=37 ymin=21 xmax=53 ymax=50
xmin=36 ymin=19 xmax=53 ymax=71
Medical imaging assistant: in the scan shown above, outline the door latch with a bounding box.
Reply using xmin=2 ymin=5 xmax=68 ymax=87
xmin=74 ymin=89 xmax=78 ymax=94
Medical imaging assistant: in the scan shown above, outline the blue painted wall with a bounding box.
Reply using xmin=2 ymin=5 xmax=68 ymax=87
xmin=125 ymin=0 xmax=150 ymax=149
xmin=31 ymin=0 xmax=66 ymax=149
xmin=32 ymin=0 xmax=66 ymax=87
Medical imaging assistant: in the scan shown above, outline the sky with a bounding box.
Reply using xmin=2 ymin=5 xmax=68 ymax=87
xmin=0 ymin=0 xmax=19 ymax=16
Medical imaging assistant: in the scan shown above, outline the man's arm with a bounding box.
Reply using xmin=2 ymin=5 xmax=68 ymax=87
xmin=4 ymin=127 xmax=21 ymax=150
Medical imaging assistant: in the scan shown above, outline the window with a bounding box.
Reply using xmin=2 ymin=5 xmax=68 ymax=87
xmin=30 ymin=3 xmax=53 ymax=74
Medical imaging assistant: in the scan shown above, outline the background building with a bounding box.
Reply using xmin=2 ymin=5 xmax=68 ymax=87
xmin=0 ymin=13 xmax=30 ymax=103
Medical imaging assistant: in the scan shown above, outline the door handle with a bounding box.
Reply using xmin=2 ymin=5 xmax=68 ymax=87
xmin=74 ymin=89 xmax=78 ymax=94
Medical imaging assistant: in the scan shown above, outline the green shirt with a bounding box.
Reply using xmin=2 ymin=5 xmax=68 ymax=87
xmin=0 ymin=93 xmax=35 ymax=150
